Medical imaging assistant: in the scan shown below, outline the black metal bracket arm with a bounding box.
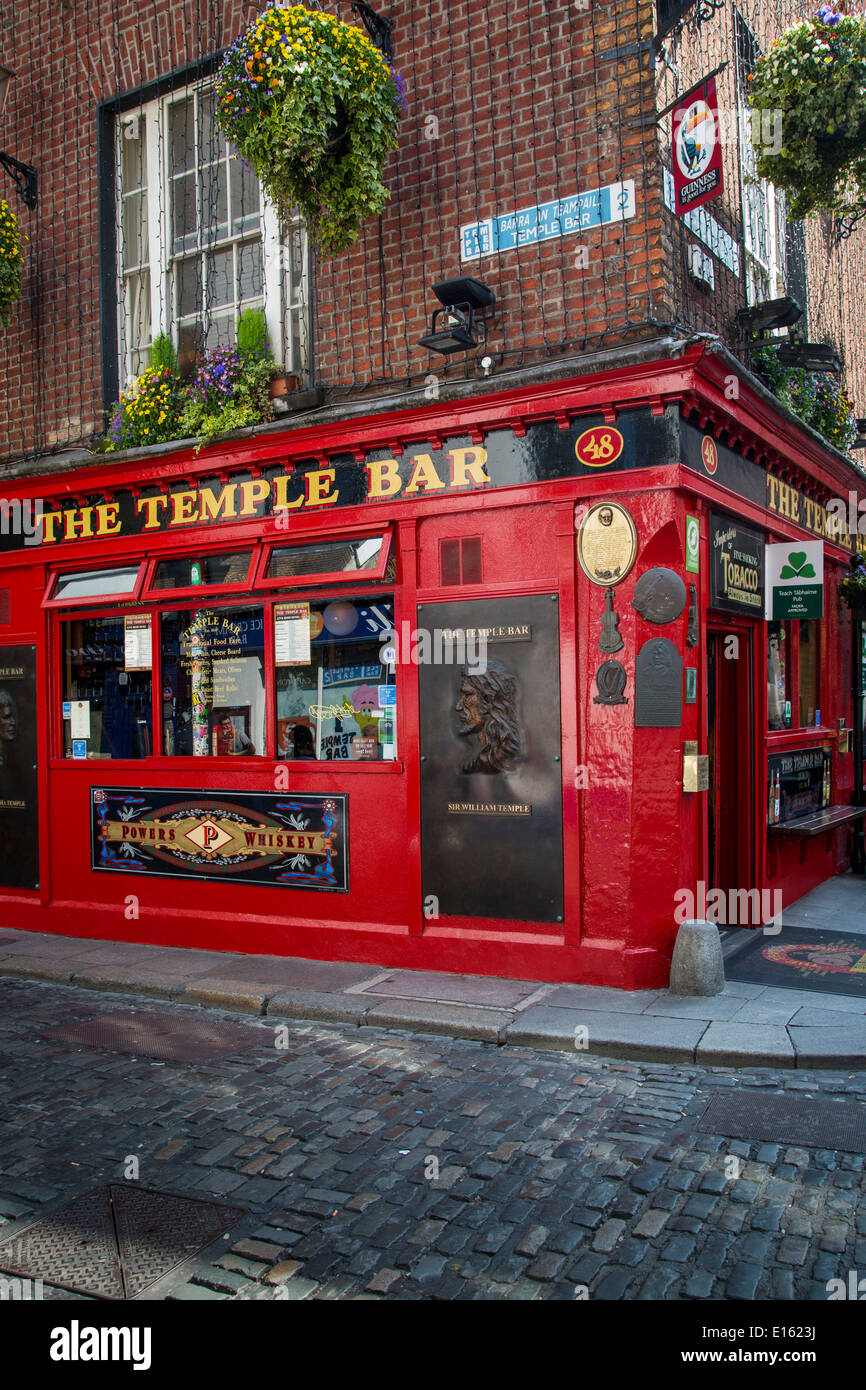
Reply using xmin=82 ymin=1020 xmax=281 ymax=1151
xmin=0 ymin=151 xmax=37 ymax=209
xmin=351 ymin=2 xmax=392 ymax=61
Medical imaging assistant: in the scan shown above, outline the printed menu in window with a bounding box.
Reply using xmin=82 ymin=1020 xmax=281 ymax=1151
xmin=275 ymin=602 xmax=311 ymax=666
xmin=124 ymin=614 xmax=153 ymax=670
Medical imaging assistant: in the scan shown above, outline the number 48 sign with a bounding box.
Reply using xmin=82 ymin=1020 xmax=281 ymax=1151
xmin=575 ymin=426 xmax=625 ymax=468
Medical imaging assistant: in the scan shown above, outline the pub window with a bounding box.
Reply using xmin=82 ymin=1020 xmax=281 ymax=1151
xmin=148 ymin=549 xmax=254 ymax=593
xmin=114 ymin=79 xmax=309 ymax=388
xmin=48 ymin=564 xmax=144 ymax=606
xmin=62 ymin=616 xmax=153 ymax=759
xmin=798 ymin=619 xmax=820 ymax=726
xmin=767 ymin=620 xmax=790 ymax=730
xmin=275 ymin=596 xmax=396 ymax=761
xmin=161 ymin=606 xmax=265 ymax=756
xmin=260 ymin=534 xmax=391 ymax=587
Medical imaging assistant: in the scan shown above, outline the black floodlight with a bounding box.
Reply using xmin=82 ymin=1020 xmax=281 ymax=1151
xmin=851 ymin=418 xmax=866 ymax=451
xmin=776 ymin=340 xmax=842 ymax=373
xmin=418 ymin=278 xmax=495 ymax=356
xmin=737 ymin=296 xmax=802 ymax=335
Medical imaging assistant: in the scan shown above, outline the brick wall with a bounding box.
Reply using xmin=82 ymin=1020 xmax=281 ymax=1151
xmin=1 ymin=0 xmax=865 ymax=467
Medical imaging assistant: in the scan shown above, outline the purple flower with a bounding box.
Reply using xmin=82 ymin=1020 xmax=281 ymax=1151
xmin=817 ymin=5 xmax=840 ymax=25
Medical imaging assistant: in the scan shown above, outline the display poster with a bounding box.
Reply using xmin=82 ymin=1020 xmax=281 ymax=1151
xmin=91 ymin=787 xmax=348 ymax=891
xmin=767 ymin=748 xmax=830 ymax=826
xmin=275 ymin=602 xmax=311 ymax=667
xmin=0 ymin=646 xmax=39 ymax=889
xmin=70 ymin=700 xmax=91 ymax=739
xmin=124 ymin=614 xmax=152 ymax=670
xmin=709 ymin=515 xmax=764 ymax=614
xmin=418 ymin=595 xmax=564 ymax=922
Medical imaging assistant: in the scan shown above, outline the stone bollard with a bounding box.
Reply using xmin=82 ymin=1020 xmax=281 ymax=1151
xmin=669 ymin=918 xmax=724 ymax=997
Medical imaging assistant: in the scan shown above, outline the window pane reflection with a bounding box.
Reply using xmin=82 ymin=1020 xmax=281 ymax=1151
xmin=162 ymin=607 xmax=265 ymax=755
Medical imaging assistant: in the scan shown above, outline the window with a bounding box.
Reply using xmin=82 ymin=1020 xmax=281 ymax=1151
xmin=734 ymin=10 xmax=807 ymax=312
xmin=48 ymin=565 xmax=143 ymax=605
xmin=62 ymin=617 xmax=152 ymax=759
xmin=261 ymin=535 xmax=391 ymax=587
xmin=440 ymin=537 xmax=482 ymax=586
xmin=149 ymin=550 xmax=254 ymax=593
xmin=767 ymin=619 xmax=822 ymax=731
xmin=161 ymin=607 xmax=266 ymax=756
xmin=798 ymin=619 xmax=820 ymax=727
xmin=115 ymin=78 xmax=309 ymax=387
xmin=767 ymin=620 xmax=790 ymax=730
xmin=276 ymin=597 xmax=396 ymax=761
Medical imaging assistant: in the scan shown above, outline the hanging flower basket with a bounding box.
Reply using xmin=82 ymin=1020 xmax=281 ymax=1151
xmin=747 ymin=9 xmax=866 ymax=219
xmin=0 ymin=199 xmax=24 ymax=328
xmin=840 ymin=574 xmax=866 ymax=617
xmin=216 ymin=5 xmax=405 ymax=255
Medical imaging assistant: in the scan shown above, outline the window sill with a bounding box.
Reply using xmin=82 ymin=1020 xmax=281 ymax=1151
xmin=51 ymin=757 xmax=405 ymax=772
xmin=766 ymin=727 xmax=834 ymax=750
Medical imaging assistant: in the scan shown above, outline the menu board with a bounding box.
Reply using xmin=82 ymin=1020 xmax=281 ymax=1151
xmin=124 ymin=614 xmax=153 ymax=670
xmin=275 ymin=602 xmax=311 ymax=666
xmin=767 ymin=747 xmax=830 ymax=825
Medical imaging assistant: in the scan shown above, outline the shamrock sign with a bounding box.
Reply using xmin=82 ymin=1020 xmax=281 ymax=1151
xmin=766 ymin=541 xmax=824 ymax=619
xmin=779 ymin=551 xmax=817 ymax=580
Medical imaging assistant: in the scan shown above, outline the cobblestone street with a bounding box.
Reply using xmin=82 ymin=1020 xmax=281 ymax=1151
xmin=1 ymin=977 xmax=864 ymax=1303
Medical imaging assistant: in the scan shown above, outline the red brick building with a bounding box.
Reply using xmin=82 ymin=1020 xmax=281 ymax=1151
xmin=0 ymin=0 xmax=864 ymax=986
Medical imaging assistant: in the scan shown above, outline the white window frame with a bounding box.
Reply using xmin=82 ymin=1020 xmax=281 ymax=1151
xmin=115 ymin=77 xmax=309 ymax=390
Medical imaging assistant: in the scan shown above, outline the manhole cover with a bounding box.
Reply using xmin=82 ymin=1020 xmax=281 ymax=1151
xmin=696 ymin=1092 xmax=866 ymax=1154
xmin=42 ymin=1009 xmax=267 ymax=1063
xmin=0 ymin=1185 xmax=245 ymax=1299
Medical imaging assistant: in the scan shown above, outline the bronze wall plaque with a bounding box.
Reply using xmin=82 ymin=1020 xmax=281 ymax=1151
xmin=632 ymin=567 xmax=687 ymax=624
xmin=635 ymin=638 xmax=683 ymax=727
xmin=577 ymin=502 xmax=638 ymax=586
xmin=594 ymin=660 xmax=628 ymax=706
xmin=0 ymin=645 xmax=39 ymax=889
xmin=419 ymin=595 xmax=564 ymax=923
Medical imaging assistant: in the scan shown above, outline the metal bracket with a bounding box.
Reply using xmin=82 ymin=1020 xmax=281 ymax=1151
xmin=0 ymin=151 xmax=37 ymax=209
xmin=351 ymin=2 xmax=393 ymax=61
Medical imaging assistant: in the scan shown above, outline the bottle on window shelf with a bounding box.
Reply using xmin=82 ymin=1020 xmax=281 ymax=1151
xmin=774 ymin=771 xmax=781 ymax=824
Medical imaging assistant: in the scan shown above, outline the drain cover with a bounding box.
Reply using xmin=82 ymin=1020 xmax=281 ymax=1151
xmin=0 ymin=1185 xmax=245 ymax=1299
xmin=43 ymin=1009 xmax=266 ymax=1062
xmin=696 ymin=1092 xmax=866 ymax=1154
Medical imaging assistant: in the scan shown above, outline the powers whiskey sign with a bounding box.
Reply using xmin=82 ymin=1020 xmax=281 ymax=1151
xmin=91 ymin=788 xmax=348 ymax=891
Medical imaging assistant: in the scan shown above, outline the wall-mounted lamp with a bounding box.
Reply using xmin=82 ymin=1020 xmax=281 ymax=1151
xmin=0 ymin=64 xmax=37 ymax=209
xmin=418 ymin=277 xmax=495 ymax=356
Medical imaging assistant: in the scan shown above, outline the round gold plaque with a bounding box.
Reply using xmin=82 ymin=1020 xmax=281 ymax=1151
xmin=576 ymin=501 xmax=638 ymax=587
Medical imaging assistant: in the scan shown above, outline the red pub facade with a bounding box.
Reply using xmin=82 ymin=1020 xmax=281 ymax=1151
xmin=1 ymin=337 xmax=864 ymax=989
xmin=2 ymin=0 xmax=866 ymax=989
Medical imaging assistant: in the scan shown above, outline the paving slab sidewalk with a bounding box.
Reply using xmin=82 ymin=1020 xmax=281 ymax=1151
xmin=1 ymin=876 xmax=866 ymax=1067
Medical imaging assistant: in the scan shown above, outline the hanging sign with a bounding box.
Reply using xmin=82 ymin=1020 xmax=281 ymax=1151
xmin=274 ymin=601 xmax=311 ymax=666
xmin=765 ymin=540 xmax=824 ymax=619
xmin=709 ymin=515 xmax=764 ymax=614
xmin=685 ymin=515 xmax=700 ymax=573
xmin=672 ymin=78 xmax=723 ymax=215
xmin=124 ymin=614 xmax=152 ymax=670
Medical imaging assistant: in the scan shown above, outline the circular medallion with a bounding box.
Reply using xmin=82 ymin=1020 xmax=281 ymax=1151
xmin=701 ymin=435 xmax=718 ymax=475
xmin=576 ymin=502 xmax=639 ymax=587
xmin=575 ymin=426 xmax=625 ymax=469
xmin=675 ymin=98 xmax=717 ymax=183
xmin=631 ymin=567 xmax=688 ymax=624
